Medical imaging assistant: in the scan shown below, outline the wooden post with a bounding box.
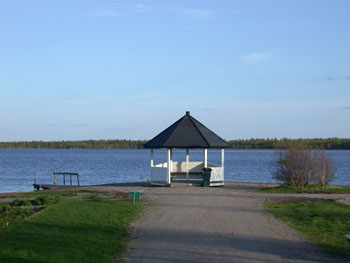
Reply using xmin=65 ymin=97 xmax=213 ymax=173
xmin=167 ymin=148 xmax=171 ymax=184
xmin=186 ymin=149 xmax=189 ymax=181
xmin=170 ymin=148 xmax=173 ymax=183
xmin=63 ymin=174 xmax=66 ymax=185
xmin=150 ymin=149 xmax=154 ymax=167
xmin=203 ymin=148 xmax=208 ymax=168
xmin=77 ymin=174 xmax=80 ymax=186
xmin=70 ymin=174 xmax=72 ymax=186
xmin=53 ymin=172 xmax=56 ymax=185
xmin=221 ymin=149 xmax=225 ymax=168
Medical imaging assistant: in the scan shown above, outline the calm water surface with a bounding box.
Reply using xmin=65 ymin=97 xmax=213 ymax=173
xmin=0 ymin=149 xmax=349 ymax=193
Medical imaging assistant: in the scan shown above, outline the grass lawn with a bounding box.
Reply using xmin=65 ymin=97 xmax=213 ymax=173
xmin=259 ymin=185 xmax=350 ymax=194
xmin=265 ymin=200 xmax=350 ymax=255
xmin=0 ymin=198 xmax=142 ymax=263
xmin=0 ymin=189 xmax=103 ymax=200
xmin=21 ymin=189 xmax=103 ymax=197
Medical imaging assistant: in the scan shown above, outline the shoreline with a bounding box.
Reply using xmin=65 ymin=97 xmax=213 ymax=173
xmin=2 ymin=181 xmax=350 ymax=197
xmin=0 ymin=181 xmax=275 ymax=197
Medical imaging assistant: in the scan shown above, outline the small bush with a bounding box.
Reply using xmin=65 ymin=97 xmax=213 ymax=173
xmin=11 ymin=199 xmax=32 ymax=207
xmin=34 ymin=196 xmax=49 ymax=205
xmin=11 ymin=199 xmax=22 ymax=206
xmin=311 ymin=150 xmax=336 ymax=186
xmin=32 ymin=196 xmax=60 ymax=205
xmin=0 ymin=207 xmax=36 ymax=231
xmin=1 ymin=204 xmax=12 ymax=213
xmin=272 ymin=144 xmax=336 ymax=187
xmin=10 ymin=196 xmax=61 ymax=207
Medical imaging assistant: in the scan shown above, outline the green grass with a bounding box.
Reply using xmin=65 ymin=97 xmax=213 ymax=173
xmin=0 ymin=198 xmax=142 ymax=263
xmin=20 ymin=189 xmax=103 ymax=197
xmin=259 ymin=185 xmax=350 ymax=194
xmin=0 ymin=196 xmax=60 ymax=230
xmin=0 ymin=189 xmax=103 ymax=200
xmin=265 ymin=200 xmax=350 ymax=255
xmin=0 ymin=208 xmax=37 ymax=231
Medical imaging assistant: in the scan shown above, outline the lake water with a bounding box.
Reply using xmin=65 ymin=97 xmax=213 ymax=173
xmin=0 ymin=149 xmax=349 ymax=193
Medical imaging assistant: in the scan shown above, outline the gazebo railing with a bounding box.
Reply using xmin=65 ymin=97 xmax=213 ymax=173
xmin=150 ymin=161 xmax=224 ymax=185
xmin=150 ymin=166 xmax=168 ymax=184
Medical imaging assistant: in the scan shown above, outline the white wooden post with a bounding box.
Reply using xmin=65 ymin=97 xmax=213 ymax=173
xmin=167 ymin=148 xmax=171 ymax=184
xmin=170 ymin=148 xmax=173 ymax=171
xmin=221 ymin=149 xmax=224 ymax=168
xmin=203 ymin=148 xmax=208 ymax=168
xmin=186 ymin=148 xmax=189 ymax=181
xmin=221 ymin=149 xmax=225 ymax=182
xmin=150 ymin=149 xmax=154 ymax=167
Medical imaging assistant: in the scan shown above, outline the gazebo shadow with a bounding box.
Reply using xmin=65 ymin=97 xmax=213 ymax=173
xmin=126 ymin=227 xmax=341 ymax=263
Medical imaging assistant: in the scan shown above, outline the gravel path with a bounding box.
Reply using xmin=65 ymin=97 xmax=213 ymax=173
xmin=115 ymin=182 xmax=348 ymax=263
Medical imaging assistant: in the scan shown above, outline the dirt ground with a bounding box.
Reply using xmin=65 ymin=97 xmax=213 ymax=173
xmin=88 ymin=182 xmax=350 ymax=263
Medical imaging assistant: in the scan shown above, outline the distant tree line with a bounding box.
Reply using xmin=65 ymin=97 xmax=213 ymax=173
xmin=227 ymin=138 xmax=350 ymax=150
xmin=0 ymin=138 xmax=350 ymax=150
xmin=0 ymin=140 xmax=147 ymax=149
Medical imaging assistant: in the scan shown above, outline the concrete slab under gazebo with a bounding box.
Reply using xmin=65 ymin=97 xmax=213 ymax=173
xmin=144 ymin=111 xmax=230 ymax=186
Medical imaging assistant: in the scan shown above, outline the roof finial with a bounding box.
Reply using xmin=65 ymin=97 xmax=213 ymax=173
xmin=186 ymin=111 xmax=190 ymax=116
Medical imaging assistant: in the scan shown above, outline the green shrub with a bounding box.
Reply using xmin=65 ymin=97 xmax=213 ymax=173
xmin=11 ymin=199 xmax=32 ymax=207
xmin=11 ymin=199 xmax=21 ymax=206
xmin=1 ymin=204 xmax=11 ymax=213
xmin=33 ymin=196 xmax=60 ymax=205
xmin=0 ymin=208 xmax=36 ymax=231
xmin=10 ymin=196 xmax=60 ymax=207
xmin=33 ymin=196 xmax=47 ymax=205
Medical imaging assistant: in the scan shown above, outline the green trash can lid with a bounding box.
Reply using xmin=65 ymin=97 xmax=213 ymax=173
xmin=202 ymin=168 xmax=212 ymax=171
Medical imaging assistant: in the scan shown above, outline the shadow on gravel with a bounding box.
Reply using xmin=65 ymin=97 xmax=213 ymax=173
xmin=150 ymin=202 xmax=265 ymax=213
xmin=148 ymin=192 xmax=258 ymax=199
xmin=128 ymin=228 xmax=347 ymax=263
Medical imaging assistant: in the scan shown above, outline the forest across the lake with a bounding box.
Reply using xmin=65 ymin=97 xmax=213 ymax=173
xmin=1 ymin=138 xmax=350 ymax=150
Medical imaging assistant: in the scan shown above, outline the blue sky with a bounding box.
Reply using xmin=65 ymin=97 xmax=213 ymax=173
xmin=1 ymin=0 xmax=349 ymax=141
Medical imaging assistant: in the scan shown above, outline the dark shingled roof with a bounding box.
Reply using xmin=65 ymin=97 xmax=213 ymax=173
xmin=144 ymin=111 xmax=230 ymax=149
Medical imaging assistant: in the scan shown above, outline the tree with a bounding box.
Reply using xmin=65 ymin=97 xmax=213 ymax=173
xmin=272 ymin=144 xmax=336 ymax=187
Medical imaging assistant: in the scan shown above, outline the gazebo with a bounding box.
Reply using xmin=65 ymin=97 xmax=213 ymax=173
xmin=144 ymin=111 xmax=230 ymax=186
